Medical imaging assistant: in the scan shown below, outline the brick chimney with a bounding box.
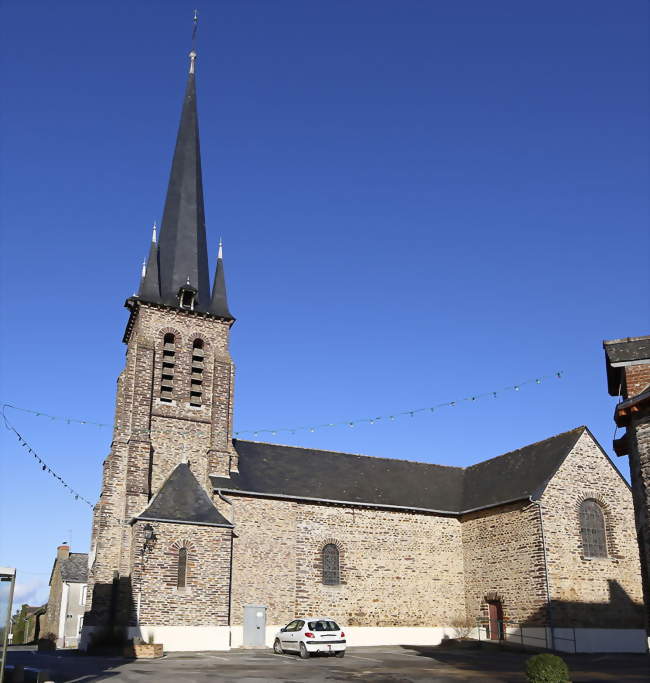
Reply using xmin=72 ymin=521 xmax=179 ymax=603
xmin=57 ymin=544 xmax=70 ymax=560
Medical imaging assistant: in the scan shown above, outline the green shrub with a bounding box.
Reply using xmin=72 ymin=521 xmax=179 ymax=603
xmin=525 ymin=653 xmax=570 ymax=683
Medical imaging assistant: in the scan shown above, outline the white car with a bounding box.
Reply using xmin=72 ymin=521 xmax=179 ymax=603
xmin=273 ymin=617 xmax=346 ymax=658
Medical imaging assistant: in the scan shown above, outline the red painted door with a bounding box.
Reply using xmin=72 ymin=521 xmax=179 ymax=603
xmin=488 ymin=601 xmax=503 ymax=640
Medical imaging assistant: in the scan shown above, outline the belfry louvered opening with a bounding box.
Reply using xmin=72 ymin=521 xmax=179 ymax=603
xmin=190 ymin=339 xmax=204 ymax=406
xmin=160 ymin=333 xmax=176 ymax=402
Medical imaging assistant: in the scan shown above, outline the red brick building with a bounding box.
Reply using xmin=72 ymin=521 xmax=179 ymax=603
xmin=604 ymin=335 xmax=650 ymax=633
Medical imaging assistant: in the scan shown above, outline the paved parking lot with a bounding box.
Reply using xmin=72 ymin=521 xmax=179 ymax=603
xmin=6 ymin=644 xmax=650 ymax=682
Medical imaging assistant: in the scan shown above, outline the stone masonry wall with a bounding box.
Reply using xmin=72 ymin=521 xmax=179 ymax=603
xmin=540 ymin=430 xmax=644 ymax=628
xmin=461 ymin=501 xmax=548 ymax=626
xmin=85 ymin=301 xmax=236 ymax=631
xmin=133 ymin=304 xmax=236 ymax=492
xmin=42 ymin=565 xmax=62 ymax=638
xmin=131 ymin=521 xmax=232 ymax=626
xmin=225 ymin=494 xmax=466 ymax=628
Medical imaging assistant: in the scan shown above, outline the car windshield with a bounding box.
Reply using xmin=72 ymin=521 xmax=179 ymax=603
xmin=308 ymin=620 xmax=339 ymax=631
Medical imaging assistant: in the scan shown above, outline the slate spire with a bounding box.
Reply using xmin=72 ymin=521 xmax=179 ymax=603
xmin=209 ymin=240 xmax=234 ymax=320
xmin=138 ymin=222 xmax=161 ymax=302
xmin=156 ymin=49 xmax=211 ymax=310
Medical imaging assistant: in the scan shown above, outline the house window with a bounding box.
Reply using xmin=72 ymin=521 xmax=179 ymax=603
xmin=79 ymin=585 xmax=87 ymax=607
xmin=580 ymin=499 xmax=607 ymax=558
xmin=177 ymin=547 xmax=188 ymax=588
xmin=189 ymin=339 xmax=204 ymax=406
xmin=160 ymin=333 xmax=175 ymax=402
xmin=322 ymin=543 xmax=340 ymax=585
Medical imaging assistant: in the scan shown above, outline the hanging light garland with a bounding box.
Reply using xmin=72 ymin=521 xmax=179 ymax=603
xmin=2 ymin=404 xmax=109 ymax=427
xmin=233 ymin=371 xmax=563 ymax=438
xmin=2 ymin=370 xmax=563 ymax=439
xmin=2 ymin=405 xmax=126 ymax=523
xmin=1 ymin=369 xmax=563 ymax=503
xmin=2 ymin=409 xmax=94 ymax=507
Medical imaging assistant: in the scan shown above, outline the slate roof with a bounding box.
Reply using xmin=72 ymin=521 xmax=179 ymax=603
xmin=211 ymin=427 xmax=588 ymax=515
xmin=135 ymin=462 xmax=233 ymax=527
xmin=133 ymin=54 xmax=233 ymax=319
xmin=214 ymin=441 xmax=464 ymax=513
xmin=60 ymin=553 xmax=88 ymax=583
xmin=49 ymin=552 xmax=88 ymax=586
xmin=604 ymin=336 xmax=650 ymax=395
xmin=461 ymin=428 xmax=584 ymax=511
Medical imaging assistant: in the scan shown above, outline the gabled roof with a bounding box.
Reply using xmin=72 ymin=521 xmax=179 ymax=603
xmin=461 ymin=427 xmax=584 ymax=511
xmin=135 ymin=462 xmax=233 ymax=527
xmin=211 ymin=427 xmax=588 ymax=515
xmin=60 ymin=553 xmax=88 ymax=583
xmin=213 ymin=441 xmax=464 ymax=513
xmin=49 ymin=552 xmax=88 ymax=586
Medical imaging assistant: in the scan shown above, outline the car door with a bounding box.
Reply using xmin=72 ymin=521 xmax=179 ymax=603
xmin=287 ymin=620 xmax=304 ymax=651
xmin=280 ymin=620 xmax=299 ymax=650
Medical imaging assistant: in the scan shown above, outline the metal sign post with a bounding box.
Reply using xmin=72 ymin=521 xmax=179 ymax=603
xmin=0 ymin=567 xmax=16 ymax=682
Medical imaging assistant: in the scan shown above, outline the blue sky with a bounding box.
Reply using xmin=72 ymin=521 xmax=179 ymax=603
xmin=1 ymin=1 xmax=648 ymax=606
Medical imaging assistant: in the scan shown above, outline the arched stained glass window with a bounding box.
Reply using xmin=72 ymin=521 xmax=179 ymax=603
xmin=580 ymin=500 xmax=607 ymax=558
xmin=322 ymin=544 xmax=340 ymax=585
xmin=177 ymin=547 xmax=188 ymax=587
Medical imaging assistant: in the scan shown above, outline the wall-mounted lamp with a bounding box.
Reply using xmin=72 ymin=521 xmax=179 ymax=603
xmin=143 ymin=524 xmax=156 ymax=549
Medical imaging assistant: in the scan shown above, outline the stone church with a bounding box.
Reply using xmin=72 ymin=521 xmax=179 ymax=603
xmin=82 ymin=49 xmax=645 ymax=653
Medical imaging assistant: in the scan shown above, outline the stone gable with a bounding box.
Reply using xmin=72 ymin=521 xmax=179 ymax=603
xmin=539 ymin=430 xmax=644 ymax=627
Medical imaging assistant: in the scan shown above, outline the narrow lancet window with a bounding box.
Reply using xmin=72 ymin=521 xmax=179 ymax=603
xmin=322 ymin=544 xmax=340 ymax=585
xmin=190 ymin=339 xmax=204 ymax=406
xmin=580 ymin=500 xmax=607 ymax=558
xmin=160 ymin=333 xmax=175 ymax=402
xmin=177 ymin=547 xmax=188 ymax=588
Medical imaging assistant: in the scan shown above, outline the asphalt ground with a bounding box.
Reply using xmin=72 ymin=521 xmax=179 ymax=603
xmin=6 ymin=644 xmax=650 ymax=682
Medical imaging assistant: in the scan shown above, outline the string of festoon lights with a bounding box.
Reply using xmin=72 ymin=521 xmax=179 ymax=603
xmin=233 ymin=371 xmax=564 ymax=438
xmin=3 ymin=370 xmax=562 ymax=438
xmin=1 ymin=369 xmax=562 ymax=506
xmin=2 ymin=405 xmax=126 ymax=523
xmin=2 ymin=405 xmax=95 ymax=507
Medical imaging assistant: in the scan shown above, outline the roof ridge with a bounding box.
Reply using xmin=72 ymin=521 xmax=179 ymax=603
xmin=235 ymin=438 xmax=463 ymax=470
xmin=604 ymin=335 xmax=650 ymax=345
xmin=464 ymin=426 xmax=586 ymax=470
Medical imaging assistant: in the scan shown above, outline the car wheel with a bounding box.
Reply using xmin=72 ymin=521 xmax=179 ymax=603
xmin=335 ymin=650 xmax=345 ymax=658
xmin=299 ymin=642 xmax=310 ymax=659
xmin=273 ymin=639 xmax=283 ymax=655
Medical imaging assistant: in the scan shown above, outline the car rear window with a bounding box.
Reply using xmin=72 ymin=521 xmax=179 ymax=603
xmin=308 ymin=620 xmax=340 ymax=631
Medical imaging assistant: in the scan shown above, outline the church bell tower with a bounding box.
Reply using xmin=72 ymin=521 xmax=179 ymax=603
xmin=84 ymin=46 xmax=237 ymax=634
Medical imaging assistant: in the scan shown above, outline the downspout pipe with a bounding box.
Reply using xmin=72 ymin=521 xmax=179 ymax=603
xmin=216 ymin=490 xmax=235 ymax=640
xmin=529 ymin=496 xmax=555 ymax=650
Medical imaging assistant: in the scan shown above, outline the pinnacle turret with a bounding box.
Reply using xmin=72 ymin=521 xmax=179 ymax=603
xmin=209 ymin=240 xmax=234 ymax=320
